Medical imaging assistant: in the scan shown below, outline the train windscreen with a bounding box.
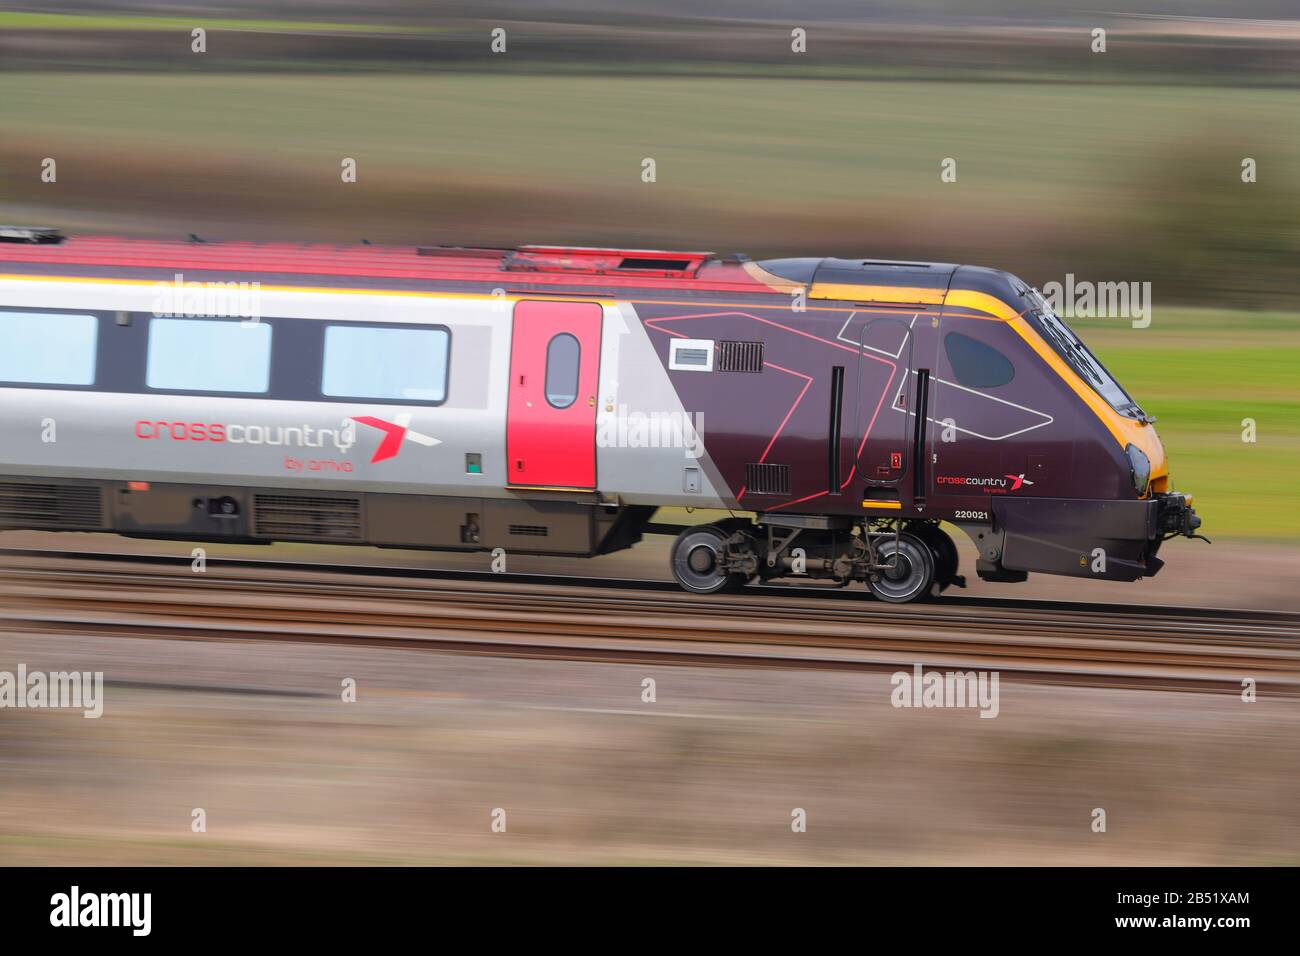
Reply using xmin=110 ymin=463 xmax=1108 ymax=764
xmin=1021 ymin=288 xmax=1147 ymax=420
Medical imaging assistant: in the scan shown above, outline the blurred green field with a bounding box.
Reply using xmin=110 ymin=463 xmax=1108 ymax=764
xmin=1075 ymin=308 xmax=1300 ymax=539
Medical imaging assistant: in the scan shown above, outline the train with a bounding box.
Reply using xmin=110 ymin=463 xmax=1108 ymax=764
xmin=0 ymin=227 xmax=1203 ymax=602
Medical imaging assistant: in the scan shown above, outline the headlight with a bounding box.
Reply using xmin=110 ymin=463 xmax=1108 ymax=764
xmin=1125 ymin=443 xmax=1151 ymax=497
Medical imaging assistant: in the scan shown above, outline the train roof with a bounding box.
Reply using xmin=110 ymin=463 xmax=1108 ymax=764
xmin=0 ymin=228 xmax=1023 ymax=311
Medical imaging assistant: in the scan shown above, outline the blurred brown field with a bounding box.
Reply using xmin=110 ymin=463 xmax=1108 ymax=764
xmin=2 ymin=626 xmax=1297 ymax=866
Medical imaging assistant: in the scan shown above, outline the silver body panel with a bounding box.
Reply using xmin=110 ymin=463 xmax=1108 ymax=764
xmin=0 ymin=278 xmax=729 ymax=509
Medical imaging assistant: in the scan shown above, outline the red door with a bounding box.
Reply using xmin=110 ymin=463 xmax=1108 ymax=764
xmin=506 ymin=300 xmax=603 ymax=488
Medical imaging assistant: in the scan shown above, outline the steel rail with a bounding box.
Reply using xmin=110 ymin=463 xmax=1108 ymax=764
xmin=0 ymin=550 xmax=1295 ymax=642
xmin=0 ymin=552 xmax=1295 ymax=697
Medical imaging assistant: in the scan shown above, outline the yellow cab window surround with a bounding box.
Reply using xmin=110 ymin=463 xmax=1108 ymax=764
xmin=960 ymin=289 xmax=1167 ymax=497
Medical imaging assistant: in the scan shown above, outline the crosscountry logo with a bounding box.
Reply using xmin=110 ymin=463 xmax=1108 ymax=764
xmin=351 ymin=414 xmax=441 ymax=463
xmin=1004 ymin=473 xmax=1035 ymax=491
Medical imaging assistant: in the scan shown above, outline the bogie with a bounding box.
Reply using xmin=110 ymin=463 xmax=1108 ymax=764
xmin=667 ymin=518 xmax=950 ymax=604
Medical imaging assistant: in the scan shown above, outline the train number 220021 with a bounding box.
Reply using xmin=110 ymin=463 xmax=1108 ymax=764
xmin=954 ymin=510 xmax=989 ymax=521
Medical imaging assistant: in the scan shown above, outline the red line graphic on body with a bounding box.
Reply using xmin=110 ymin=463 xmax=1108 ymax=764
xmin=351 ymin=414 xmax=440 ymax=463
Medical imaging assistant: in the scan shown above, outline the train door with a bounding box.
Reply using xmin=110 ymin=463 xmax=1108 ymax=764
xmin=855 ymin=314 xmax=923 ymax=504
xmin=927 ymin=314 xmax=1069 ymax=513
xmin=506 ymin=300 xmax=603 ymax=489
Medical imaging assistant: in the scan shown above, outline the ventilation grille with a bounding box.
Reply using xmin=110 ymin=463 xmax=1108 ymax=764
xmin=744 ymin=463 xmax=790 ymax=496
xmin=718 ymin=340 xmax=764 ymax=372
xmin=253 ymin=494 xmax=362 ymax=540
xmin=0 ymin=482 xmax=103 ymax=529
xmin=508 ymin=524 xmax=549 ymax=537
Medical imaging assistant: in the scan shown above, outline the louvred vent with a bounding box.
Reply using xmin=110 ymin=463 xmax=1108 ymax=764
xmin=718 ymin=340 xmax=764 ymax=372
xmin=744 ymin=463 xmax=790 ymax=496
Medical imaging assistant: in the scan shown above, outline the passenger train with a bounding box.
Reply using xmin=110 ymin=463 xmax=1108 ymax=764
xmin=0 ymin=227 xmax=1202 ymax=602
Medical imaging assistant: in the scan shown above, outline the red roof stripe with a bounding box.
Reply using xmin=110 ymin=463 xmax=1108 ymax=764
xmin=0 ymin=235 xmax=770 ymax=294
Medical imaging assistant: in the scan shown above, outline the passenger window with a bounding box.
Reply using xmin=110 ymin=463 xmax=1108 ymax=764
xmin=943 ymin=331 xmax=1015 ymax=388
xmin=147 ymin=318 xmax=272 ymax=393
xmin=321 ymin=325 xmax=449 ymax=403
xmin=544 ymin=333 xmax=581 ymax=409
xmin=0 ymin=311 xmax=98 ymax=385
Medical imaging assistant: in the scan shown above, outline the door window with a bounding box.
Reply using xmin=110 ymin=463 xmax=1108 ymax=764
xmin=544 ymin=333 xmax=580 ymax=408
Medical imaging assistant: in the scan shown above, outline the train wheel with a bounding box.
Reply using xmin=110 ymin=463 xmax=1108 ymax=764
xmin=868 ymin=532 xmax=935 ymax=604
xmin=907 ymin=522 xmax=960 ymax=593
xmin=670 ymin=525 xmax=749 ymax=594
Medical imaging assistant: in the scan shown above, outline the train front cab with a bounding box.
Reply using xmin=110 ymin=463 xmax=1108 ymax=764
xmin=934 ymin=271 xmax=1204 ymax=585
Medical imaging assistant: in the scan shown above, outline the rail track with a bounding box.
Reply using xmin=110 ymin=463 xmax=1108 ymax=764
xmin=0 ymin=548 xmax=1296 ymax=697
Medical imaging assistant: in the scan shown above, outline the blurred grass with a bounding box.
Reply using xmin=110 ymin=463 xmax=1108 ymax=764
xmin=1076 ymin=308 xmax=1300 ymax=538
